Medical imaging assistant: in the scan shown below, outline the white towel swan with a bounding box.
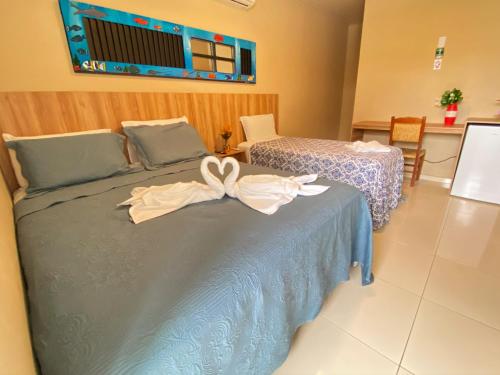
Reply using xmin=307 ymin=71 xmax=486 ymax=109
xmin=221 ymin=157 xmax=330 ymax=215
xmin=119 ymin=156 xmax=225 ymax=223
xmin=120 ymin=156 xmax=330 ymax=223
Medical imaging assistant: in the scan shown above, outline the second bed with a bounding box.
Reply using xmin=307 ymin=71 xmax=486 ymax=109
xmin=239 ymin=136 xmax=404 ymax=230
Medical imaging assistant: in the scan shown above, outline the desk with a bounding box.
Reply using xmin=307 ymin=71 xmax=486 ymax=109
xmin=351 ymin=121 xmax=465 ymax=141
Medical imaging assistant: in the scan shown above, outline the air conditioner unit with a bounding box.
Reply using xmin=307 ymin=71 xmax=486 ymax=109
xmin=219 ymin=0 xmax=256 ymax=10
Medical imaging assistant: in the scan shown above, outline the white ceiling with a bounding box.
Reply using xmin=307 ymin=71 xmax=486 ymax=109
xmin=307 ymin=0 xmax=365 ymax=23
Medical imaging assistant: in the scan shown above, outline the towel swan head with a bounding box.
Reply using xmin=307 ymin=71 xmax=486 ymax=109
xmin=220 ymin=157 xmax=240 ymax=197
xmin=200 ymin=156 xmax=225 ymax=196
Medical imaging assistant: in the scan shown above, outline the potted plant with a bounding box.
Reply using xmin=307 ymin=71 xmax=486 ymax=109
xmin=220 ymin=128 xmax=232 ymax=154
xmin=440 ymin=88 xmax=463 ymax=126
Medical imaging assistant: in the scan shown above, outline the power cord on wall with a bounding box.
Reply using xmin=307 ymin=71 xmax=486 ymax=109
xmin=423 ymin=156 xmax=457 ymax=164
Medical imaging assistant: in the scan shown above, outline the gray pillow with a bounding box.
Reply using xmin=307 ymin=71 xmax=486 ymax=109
xmin=124 ymin=122 xmax=208 ymax=169
xmin=6 ymin=133 xmax=129 ymax=193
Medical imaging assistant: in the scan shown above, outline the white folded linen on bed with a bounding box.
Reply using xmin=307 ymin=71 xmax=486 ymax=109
xmin=119 ymin=156 xmax=225 ymax=224
xmin=238 ymin=135 xmax=283 ymax=163
xmin=345 ymin=140 xmax=391 ymax=153
xmin=120 ymin=156 xmax=329 ymax=222
xmin=221 ymin=157 xmax=330 ymax=215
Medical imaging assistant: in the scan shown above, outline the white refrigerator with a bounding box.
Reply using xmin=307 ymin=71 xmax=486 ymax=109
xmin=451 ymin=120 xmax=500 ymax=204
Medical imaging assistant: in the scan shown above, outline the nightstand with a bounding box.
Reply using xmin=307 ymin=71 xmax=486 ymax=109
xmin=215 ymin=148 xmax=246 ymax=162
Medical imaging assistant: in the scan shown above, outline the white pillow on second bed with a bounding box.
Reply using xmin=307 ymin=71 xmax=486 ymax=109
xmin=240 ymin=114 xmax=277 ymax=141
xmin=121 ymin=116 xmax=189 ymax=163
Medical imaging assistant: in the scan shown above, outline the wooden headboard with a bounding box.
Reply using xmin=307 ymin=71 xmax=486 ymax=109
xmin=0 ymin=92 xmax=279 ymax=193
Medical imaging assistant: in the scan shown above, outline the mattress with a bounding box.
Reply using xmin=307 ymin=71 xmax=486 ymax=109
xmin=15 ymin=159 xmax=373 ymax=375
xmin=247 ymin=137 xmax=404 ymax=229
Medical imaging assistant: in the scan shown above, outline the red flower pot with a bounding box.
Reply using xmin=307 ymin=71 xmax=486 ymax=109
xmin=444 ymin=103 xmax=458 ymax=126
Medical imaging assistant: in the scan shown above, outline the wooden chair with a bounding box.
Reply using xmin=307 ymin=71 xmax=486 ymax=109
xmin=389 ymin=116 xmax=426 ymax=186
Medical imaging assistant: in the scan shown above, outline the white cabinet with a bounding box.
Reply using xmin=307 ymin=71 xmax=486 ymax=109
xmin=451 ymin=119 xmax=500 ymax=204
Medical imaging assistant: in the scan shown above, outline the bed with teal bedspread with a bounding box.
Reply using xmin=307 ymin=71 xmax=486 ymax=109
xmin=15 ymin=160 xmax=373 ymax=375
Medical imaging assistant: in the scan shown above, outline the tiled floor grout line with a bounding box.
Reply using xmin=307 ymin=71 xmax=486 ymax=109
xmin=374 ymin=273 xmax=426 ymax=298
xmin=319 ymin=315 xmax=401 ymax=369
xmin=420 ymin=296 xmax=500 ymax=333
xmin=332 ymin=186 xmax=451 ymax=373
xmin=396 ymin=195 xmax=453 ymax=369
xmin=301 ymin=185 xmax=476 ymax=374
xmin=397 ymin=365 xmax=415 ymax=375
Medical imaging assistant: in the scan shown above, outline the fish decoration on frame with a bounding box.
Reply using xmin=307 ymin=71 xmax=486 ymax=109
xmin=133 ymin=17 xmax=149 ymax=26
xmin=65 ymin=24 xmax=82 ymax=32
xmin=59 ymin=0 xmax=256 ymax=83
xmin=81 ymin=60 xmax=106 ymax=72
xmin=70 ymin=2 xmax=107 ymax=18
xmin=70 ymin=35 xmax=86 ymax=42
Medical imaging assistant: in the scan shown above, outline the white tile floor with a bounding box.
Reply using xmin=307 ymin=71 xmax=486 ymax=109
xmin=275 ymin=180 xmax=500 ymax=374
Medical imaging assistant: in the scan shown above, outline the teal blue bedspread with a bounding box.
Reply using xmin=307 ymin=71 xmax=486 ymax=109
xmin=15 ymin=160 xmax=373 ymax=375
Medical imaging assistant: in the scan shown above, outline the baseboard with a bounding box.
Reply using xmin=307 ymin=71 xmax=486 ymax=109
xmin=404 ymin=173 xmax=452 ymax=187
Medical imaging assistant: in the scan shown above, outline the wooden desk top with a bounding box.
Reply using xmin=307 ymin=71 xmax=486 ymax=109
xmin=352 ymin=121 xmax=465 ymax=135
xmin=465 ymin=117 xmax=500 ymax=125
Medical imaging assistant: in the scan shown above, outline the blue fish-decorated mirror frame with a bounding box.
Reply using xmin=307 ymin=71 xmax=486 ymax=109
xmin=59 ymin=0 xmax=256 ymax=83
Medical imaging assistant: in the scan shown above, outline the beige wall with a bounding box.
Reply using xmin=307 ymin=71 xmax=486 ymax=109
xmin=0 ymin=171 xmax=36 ymax=374
xmin=353 ymin=0 xmax=500 ymax=178
xmin=0 ymin=0 xmax=350 ymax=140
xmin=338 ymin=23 xmax=362 ymax=141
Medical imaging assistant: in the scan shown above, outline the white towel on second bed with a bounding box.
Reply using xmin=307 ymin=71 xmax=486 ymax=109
xmin=119 ymin=156 xmax=330 ymax=223
xmin=345 ymin=140 xmax=391 ymax=153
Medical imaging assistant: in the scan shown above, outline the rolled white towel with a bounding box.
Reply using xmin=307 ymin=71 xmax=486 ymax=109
xmin=345 ymin=140 xmax=391 ymax=153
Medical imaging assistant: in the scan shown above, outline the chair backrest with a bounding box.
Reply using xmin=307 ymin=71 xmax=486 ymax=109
xmin=389 ymin=116 xmax=426 ymax=146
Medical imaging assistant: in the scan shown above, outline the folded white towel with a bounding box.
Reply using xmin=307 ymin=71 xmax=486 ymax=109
xmin=345 ymin=140 xmax=391 ymax=153
xmin=221 ymin=157 xmax=330 ymax=215
xmin=119 ymin=156 xmax=225 ymax=224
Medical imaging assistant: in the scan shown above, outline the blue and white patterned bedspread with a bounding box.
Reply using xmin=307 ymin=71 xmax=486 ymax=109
xmin=250 ymin=137 xmax=404 ymax=229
